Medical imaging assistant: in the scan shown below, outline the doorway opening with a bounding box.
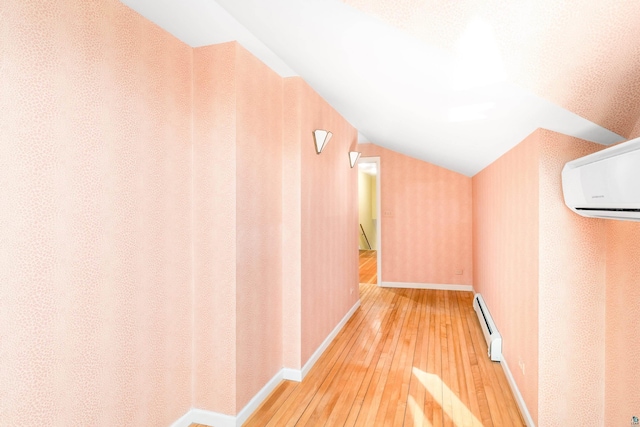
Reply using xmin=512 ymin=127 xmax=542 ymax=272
xmin=357 ymin=157 xmax=381 ymax=286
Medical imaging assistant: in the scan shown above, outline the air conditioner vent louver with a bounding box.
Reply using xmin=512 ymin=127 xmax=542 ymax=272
xmin=576 ymin=207 xmax=640 ymax=212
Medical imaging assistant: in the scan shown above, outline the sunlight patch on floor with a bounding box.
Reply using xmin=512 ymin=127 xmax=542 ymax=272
xmin=408 ymin=395 xmax=434 ymax=427
xmin=412 ymin=367 xmax=484 ymax=427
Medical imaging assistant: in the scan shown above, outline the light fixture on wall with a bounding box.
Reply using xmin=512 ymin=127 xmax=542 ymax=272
xmin=349 ymin=151 xmax=361 ymax=168
xmin=313 ymin=129 xmax=332 ymax=154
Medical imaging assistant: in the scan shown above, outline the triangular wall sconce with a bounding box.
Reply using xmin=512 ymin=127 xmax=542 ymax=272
xmin=313 ymin=129 xmax=332 ymax=154
xmin=349 ymin=151 xmax=361 ymax=168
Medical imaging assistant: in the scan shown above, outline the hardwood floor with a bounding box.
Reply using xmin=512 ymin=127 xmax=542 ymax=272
xmin=192 ymin=252 xmax=525 ymax=427
xmin=359 ymin=249 xmax=377 ymax=284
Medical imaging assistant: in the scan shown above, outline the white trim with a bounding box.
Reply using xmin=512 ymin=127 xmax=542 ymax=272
xmin=379 ymin=282 xmax=473 ymax=292
xmin=500 ymin=358 xmax=536 ymax=427
xmin=189 ymin=409 xmax=235 ymax=427
xmin=170 ymin=410 xmax=195 ymax=427
xmin=282 ymin=367 xmax=302 ymax=382
xmin=169 ymin=369 xmax=284 ymax=427
xmin=283 ymin=299 xmax=361 ymax=382
xmin=236 ymin=369 xmax=284 ymax=425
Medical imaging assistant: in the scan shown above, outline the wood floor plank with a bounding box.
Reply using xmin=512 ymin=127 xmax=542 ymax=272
xmin=213 ymin=252 xmax=527 ymax=427
xmin=458 ymin=292 xmax=494 ymax=427
xmin=425 ymin=289 xmax=444 ymax=426
xmin=343 ymin=290 xmax=399 ymax=426
xmin=358 ymin=250 xmax=377 ymax=284
xmin=240 ymin=380 xmax=298 ymax=426
xmin=295 ymin=282 xmax=394 ymax=425
xmin=358 ymin=290 xmax=413 ymax=426
xmin=452 ymin=292 xmax=484 ymax=427
xmin=376 ymin=289 xmax=413 ymax=426
xmin=441 ymin=290 xmax=455 ymax=427
xmin=464 ymin=295 xmax=504 ymax=427
xmin=324 ymin=282 xmax=399 ymax=426
xmin=268 ymin=292 xmax=380 ymax=426
xmin=387 ymin=289 xmax=422 ymax=426
xmin=402 ymin=288 xmax=429 ymax=427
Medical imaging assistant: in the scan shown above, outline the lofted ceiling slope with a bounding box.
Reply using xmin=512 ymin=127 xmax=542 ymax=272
xmin=120 ymin=0 xmax=640 ymax=176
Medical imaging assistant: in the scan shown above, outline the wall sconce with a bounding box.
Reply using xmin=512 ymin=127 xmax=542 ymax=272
xmin=349 ymin=151 xmax=361 ymax=168
xmin=313 ymin=129 xmax=332 ymax=154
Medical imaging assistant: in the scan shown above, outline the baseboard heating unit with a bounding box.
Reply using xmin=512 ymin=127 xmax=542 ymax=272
xmin=472 ymin=293 xmax=502 ymax=362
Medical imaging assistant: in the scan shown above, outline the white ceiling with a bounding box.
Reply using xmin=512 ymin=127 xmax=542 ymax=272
xmin=120 ymin=0 xmax=625 ymax=177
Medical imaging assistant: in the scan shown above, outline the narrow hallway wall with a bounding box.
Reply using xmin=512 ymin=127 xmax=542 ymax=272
xmin=192 ymin=41 xmax=284 ymax=414
xmin=0 ymin=0 xmax=193 ymax=424
xmin=283 ymin=77 xmax=359 ymax=368
xmin=537 ymin=131 xmax=606 ymax=426
xmin=472 ymin=131 xmax=540 ymax=423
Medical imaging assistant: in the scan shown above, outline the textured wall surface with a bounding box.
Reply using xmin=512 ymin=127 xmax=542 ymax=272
xmin=234 ymin=45 xmax=284 ymax=410
xmin=193 ymin=42 xmax=284 ymax=414
xmin=605 ymin=221 xmax=640 ymax=426
xmin=192 ymin=42 xmax=237 ymax=414
xmin=629 ymin=117 xmax=640 ymax=141
xmin=282 ymin=78 xmax=304 ymax=370
xmin=15 ymin=0 xmax=638 ymax=424
xmin=0 ymin=0 xmax=193 ymax=424
xmin=538 ymin=130 xmax=606 ymax=426
xmin=358 ymin=143 xmax=472 ymax=285
xmin=472 ymin=131 xmax=540 ymax=423
xmin=283 ymin=77 xmax=359 ymax=368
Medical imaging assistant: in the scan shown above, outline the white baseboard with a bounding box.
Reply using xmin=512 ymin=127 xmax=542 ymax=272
xmin=501 ymin=358 xmax=536 ymax=427
xmin=282 ymin=367 xmax=302 ymax=382
xmin=189 ymin=409 xmax=235 ymax=427
xmin=170 ymin=369 xmax=284 ymax=427
xmin=170 ymin=410 xmax=196 ymax=427
xmin=170 ymin=300 xmax=361 ymax=427
xmin=380 ymin=281 xmax=473 ymax=292
xmin=236 ymin=368 xmax=284 ymax=425
xmin=283 ymin=299 xmax=361 ymax=382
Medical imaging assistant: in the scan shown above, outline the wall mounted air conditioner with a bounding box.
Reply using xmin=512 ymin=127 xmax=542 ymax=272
xmin=562 ymin=136 xmax=640 ymax=221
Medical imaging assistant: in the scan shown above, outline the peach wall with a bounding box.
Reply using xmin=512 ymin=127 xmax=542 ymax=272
xmin=282 ymin=78 xmax=303 ymax=370
xmin=603 ymin=102 xmax=640 ymax=425
xmin=1 ymin=0 xmax=365 ymax=422
xmin=234 ymin=45 xmax=283 ymax=410
xmin=358 ymin=144 xmax=472 ymax=285
xmin=193 ymin=42 xmax=284 ymax=413
xmin=472 ymin=131 xmax=540 ymax=424
xmin=629 ymin=116 xmax=640 ymax=141
xmin=605 ymin=222 xmax=640 ymax=425
xmin=0 ymin=0 xmax=192 ymax=424
xmin=537 ymin=131 xmax=606 ymax=426
xmin=473 ymin=129 xmax=611 ymax=425
xmin=299 ymin=80 xmax=359 ymax=365
xmin=192 ymin=43 xmax=237 ymax=414
xmin=283 ymin=78 xmax=360 ymax=366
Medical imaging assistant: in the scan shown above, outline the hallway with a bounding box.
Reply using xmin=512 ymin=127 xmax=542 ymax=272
xmin=209 ymin=280 xmax=525 ymax=426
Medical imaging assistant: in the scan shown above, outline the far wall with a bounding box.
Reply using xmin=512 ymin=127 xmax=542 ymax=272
xmin=357 ymin=143 xmax=472 ymax=286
